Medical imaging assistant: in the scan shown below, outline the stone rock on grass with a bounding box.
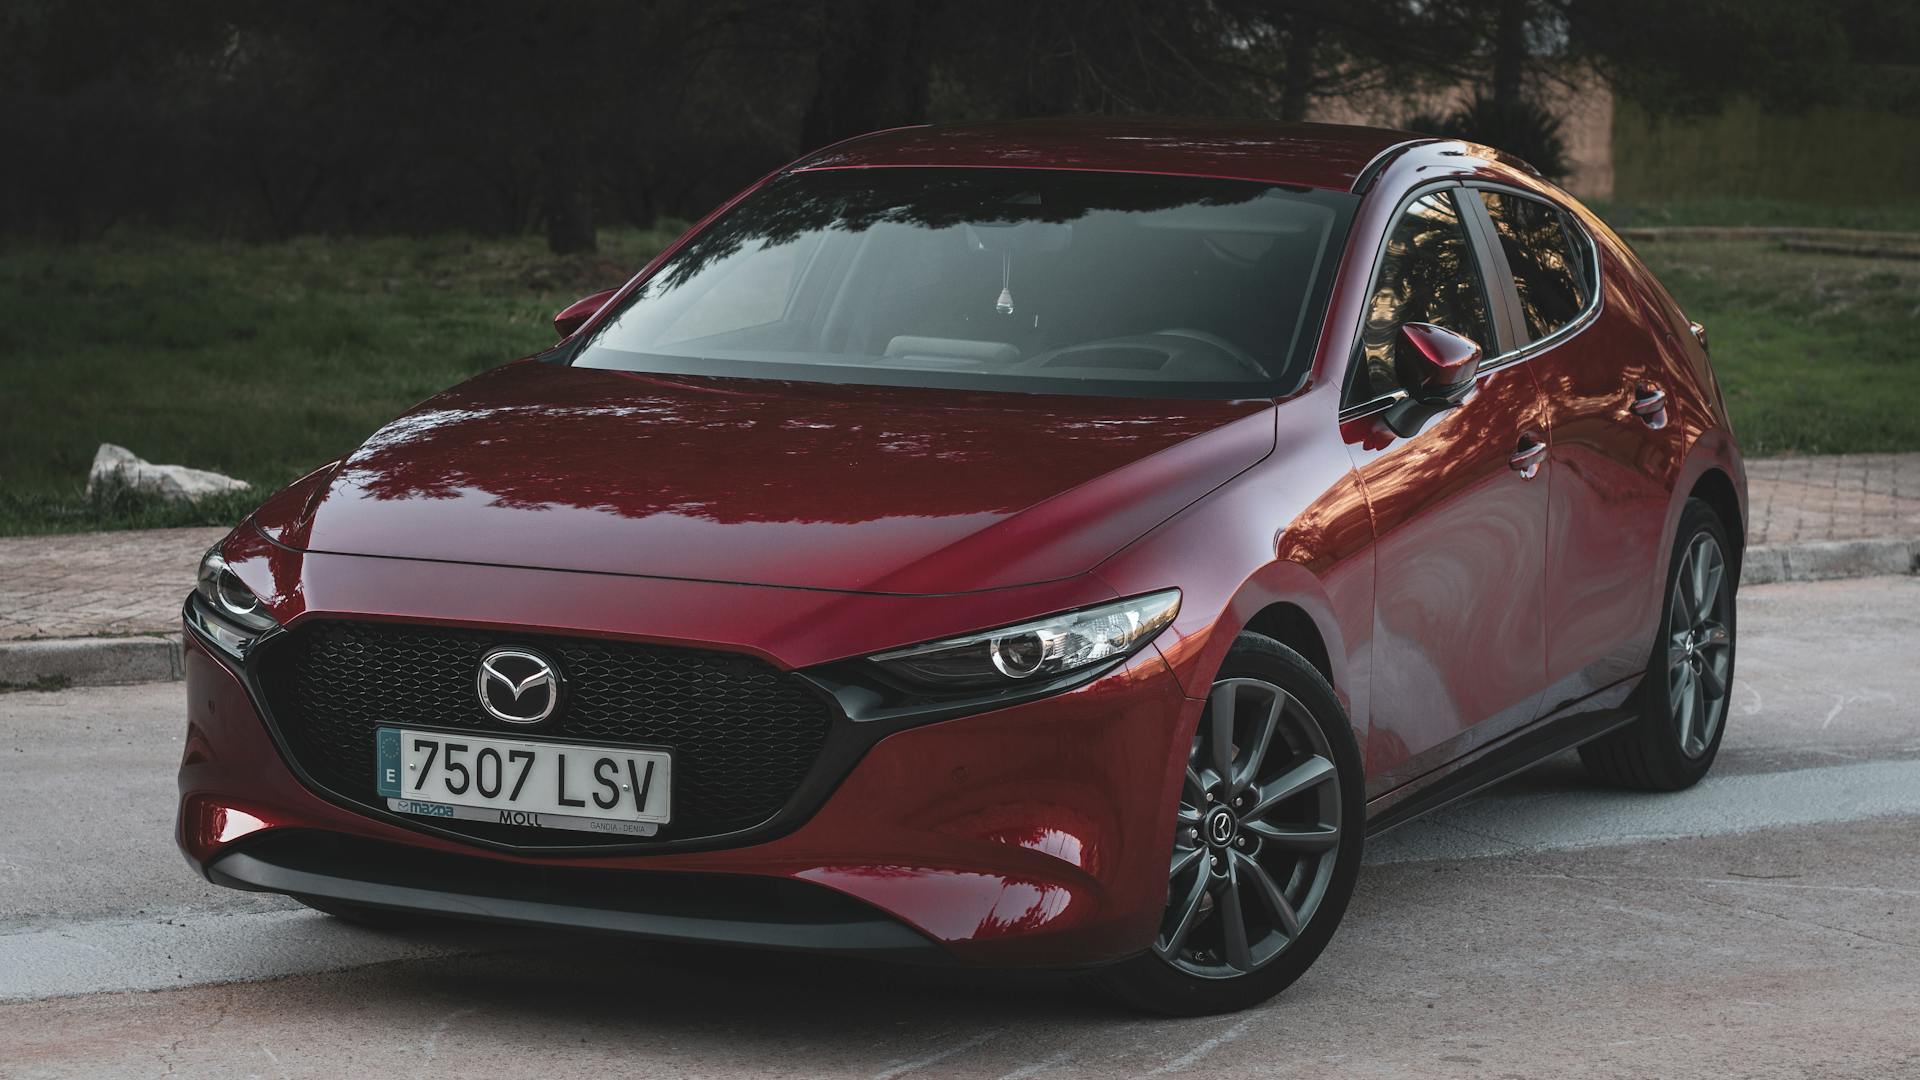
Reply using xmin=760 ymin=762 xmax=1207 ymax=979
xmin=86 ymin=444 xmax=249 ymax=503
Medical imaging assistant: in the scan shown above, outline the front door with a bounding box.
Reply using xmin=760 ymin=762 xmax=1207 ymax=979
xmin=1340 ymin=188 xmax=1552 ymax=796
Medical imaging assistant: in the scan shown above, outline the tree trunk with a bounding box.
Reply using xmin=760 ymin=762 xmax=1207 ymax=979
xmin=541 ymin=132 xmax=595 ymax=255
xmin=799 ymin=0 xmax=936 ymax=153
xmin=1278 ymin=9 xmax=1322 ymax=122
xmin=1491 ymin=0 xmax=1528 ymax=110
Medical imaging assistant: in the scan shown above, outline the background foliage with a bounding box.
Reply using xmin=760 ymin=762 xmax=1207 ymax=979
xmin=4 ymin=0 xmax=1915 ymax=249
xmin=1 ymin=0 xmax=1916 ymax=534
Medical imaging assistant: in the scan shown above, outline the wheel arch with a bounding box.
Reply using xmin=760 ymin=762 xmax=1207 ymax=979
xmin=1135 ymin=557 xmax=1367 ymax=755
xmin=1242 ymin=601 xmax=1334 ymax=687
xmin=1118 ymin=551 xmax=1361 ymax=723
xmin=1688 ymin=466 xmax=1746 ymax=577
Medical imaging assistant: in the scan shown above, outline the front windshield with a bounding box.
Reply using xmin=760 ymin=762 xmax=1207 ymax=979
xmin=574 ymin=167 xmax=1357 ymax=399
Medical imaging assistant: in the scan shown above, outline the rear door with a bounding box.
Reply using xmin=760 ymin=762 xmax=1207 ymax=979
xmin=1467 ymin=187 xmax=1679 ymax=716
xmin=1341 ymin=186 xmax=1552 ymax=796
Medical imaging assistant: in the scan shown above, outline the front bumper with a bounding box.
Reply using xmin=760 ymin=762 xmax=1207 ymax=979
xmin=207 ymin=829 xmax=944 ymax=959
xmin=178 ymin=570 xmax=1200 ymax=968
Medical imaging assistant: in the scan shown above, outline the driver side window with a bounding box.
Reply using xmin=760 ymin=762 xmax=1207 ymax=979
xmin=1350 ymin=189 xmax=1495 ymax=405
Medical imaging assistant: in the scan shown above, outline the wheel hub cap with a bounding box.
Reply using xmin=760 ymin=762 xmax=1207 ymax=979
xmin=1204 ymin=806 xmax=1237 ymax=847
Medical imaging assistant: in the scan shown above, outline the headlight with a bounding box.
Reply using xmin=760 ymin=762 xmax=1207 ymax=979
xmin=188 ymin=546 xmax=278 ymax=658
xmin=868 ymin=590 xmax=1180 ymax=690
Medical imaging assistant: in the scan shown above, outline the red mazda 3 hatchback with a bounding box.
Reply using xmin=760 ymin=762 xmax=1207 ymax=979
xmin=179 ymin=120 xmax=1745 ymax=1014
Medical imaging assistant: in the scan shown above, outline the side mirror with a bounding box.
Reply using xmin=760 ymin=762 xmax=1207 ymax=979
xmin=553 ymin=288 xmax=619 ymax=340
xmin=1394 ymin=322 xmax=1482 ymax=405
xmin=1381 ymin=323 xmax=1482 ymax=437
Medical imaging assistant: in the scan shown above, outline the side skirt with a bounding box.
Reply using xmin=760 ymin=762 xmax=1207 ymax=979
xmin=1363 ymin=697 xmax=1639 ymax=837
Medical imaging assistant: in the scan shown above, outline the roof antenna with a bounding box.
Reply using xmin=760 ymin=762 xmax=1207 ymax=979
xmin=996 ymin=252 xmax=1015 ymax=315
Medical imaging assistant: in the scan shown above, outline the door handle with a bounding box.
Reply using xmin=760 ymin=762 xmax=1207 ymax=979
xmin=1509 ymin=438 xmax=1547 ymax=479
xmin=1630 ymin=385 xmax=1668 ymax=423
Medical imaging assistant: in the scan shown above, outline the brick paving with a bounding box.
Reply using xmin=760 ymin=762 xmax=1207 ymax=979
xmin=1745 ymin=453 xmax=1920 ymax=547
xmin=1 ymin=454 xmax=1916 ymax=643
xmin=0 ymin=526 xmax=225 ymax=642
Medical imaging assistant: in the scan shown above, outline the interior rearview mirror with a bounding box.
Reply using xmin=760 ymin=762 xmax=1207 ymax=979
xmin=553 ymin=288 xmax=619 ymax=340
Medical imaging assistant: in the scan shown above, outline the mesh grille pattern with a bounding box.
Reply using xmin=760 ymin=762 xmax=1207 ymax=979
xmin=258 ymin=621 xmax=835 ymax=844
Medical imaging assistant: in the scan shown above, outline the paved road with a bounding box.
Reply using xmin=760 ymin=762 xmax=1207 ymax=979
xmin=2 ymin=576 xmax=1917 ymax=1079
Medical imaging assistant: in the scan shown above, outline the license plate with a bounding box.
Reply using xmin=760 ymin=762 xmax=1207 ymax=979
xmin=375 ymin=727 xmax=670 ymax=837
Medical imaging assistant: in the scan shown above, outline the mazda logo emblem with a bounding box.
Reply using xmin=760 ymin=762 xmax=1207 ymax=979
xmin=1207 ymin=807 xmax=1235 ymax=845
xmin=475 ymin=647 xmax=561 ymax=724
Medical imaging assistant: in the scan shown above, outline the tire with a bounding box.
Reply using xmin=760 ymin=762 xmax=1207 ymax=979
xmin=1579 ymin=499 xmax=1736 ymax=791
xmin=1093 ymin=634 xmax=1366 ymax=1016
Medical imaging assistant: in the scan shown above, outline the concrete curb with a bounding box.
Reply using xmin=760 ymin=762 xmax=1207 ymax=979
xmin=1741 ymin=538 xmax=1920 ymax=586
xmin=0 ymin=635 xmax=182 ymax=689
xmin=1 ymin=537 xmax=1915 ymax=688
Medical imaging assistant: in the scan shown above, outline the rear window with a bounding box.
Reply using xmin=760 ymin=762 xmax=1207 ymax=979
xmin=574 ymin=168 xmax=1358 ymax=399
xmin=1478 ymin=190 xmax=1595 ymax=341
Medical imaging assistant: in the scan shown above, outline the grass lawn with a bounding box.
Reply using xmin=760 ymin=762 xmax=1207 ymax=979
xmin=0 ymin=208 xmax=1916 ymax=535
xmin=1626 ymin=238 xmax=1920 ymax=457
xmin=0 ymin=229 xmax=677 ymax=535
xmin=1592 ymin=198 xmax=1920 ymax=233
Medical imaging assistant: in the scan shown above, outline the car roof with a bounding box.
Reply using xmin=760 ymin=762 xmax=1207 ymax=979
xmin=791 ymin=118 xmax=1432 ymax=193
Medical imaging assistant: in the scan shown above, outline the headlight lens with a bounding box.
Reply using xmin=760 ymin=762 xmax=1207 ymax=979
xmin=868 ymin=590 xmax=1180 ymax=690
xmin=189 ymin=547 xmax=277 ymax=657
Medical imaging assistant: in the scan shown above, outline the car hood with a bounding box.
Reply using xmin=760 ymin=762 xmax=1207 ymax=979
xmin=253 ymin=362 xmax=1275 ymax=595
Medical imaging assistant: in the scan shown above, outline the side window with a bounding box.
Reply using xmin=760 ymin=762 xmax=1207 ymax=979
xmin=1351 ymin=189 xmax=1496 ymax=404
xmin=1478 ymin=191 xmax=1594 ymax=341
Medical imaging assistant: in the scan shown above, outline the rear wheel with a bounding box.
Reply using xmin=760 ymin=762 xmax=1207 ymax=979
xmin=1095 ymin=634 xmax=1365 ymax=1015
xmin=1580 ymin=499 xmax=1736 ymax=790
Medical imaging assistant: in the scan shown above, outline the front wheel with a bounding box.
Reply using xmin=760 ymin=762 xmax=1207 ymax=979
xmin=1095 ymin=634 xmax=1366 ymax=1015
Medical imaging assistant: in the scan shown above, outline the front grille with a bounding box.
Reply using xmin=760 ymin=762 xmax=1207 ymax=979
xmin=255 ymin=621 xmax=837 ymax=847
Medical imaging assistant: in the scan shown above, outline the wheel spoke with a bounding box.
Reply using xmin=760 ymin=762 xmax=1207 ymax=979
xmin=1217 ymin=861 xmax=1253 ymax=972
xmin=1672 ymin=550 xmax=1697 ymax=628
xmin=1691 ymin=673 xmax=1708 ymax=745
xmin=1244 ymin=819 xmax=1340 ymax=852
xmin=1231 ymin=689 xmax=1284 ymax=794
xmin=1236 ymin=851 xmax=1301 ymax=938
xmin=1249 ymin=755 xmax=1336 ymax=819
xmin=1673 ymin=666 xmax=1696 ymax=747
xmin=1701 ymin=690 xmax=1724 ymax=747
xmin=1207 ymin=682 xmax=1237 ymax=783
xmin=1183 ymin=765 xmax=1211 ymax=806
xmin=1158 ymin=861 xmax=1210 ymax=958
xmin=1170 ymin=844 xmax=1204 ymax=880
xmin=1696 ymin=656 xmax=1727 ymax=700
xmin=1692 ymin=538 xmax=1723 ymax=619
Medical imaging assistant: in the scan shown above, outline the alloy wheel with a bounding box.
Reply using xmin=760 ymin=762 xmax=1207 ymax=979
xmin=1155 ymin=678 xmax=1343 ymax=978
xmin=1667 ymin=531 xmax=1733 ymax=758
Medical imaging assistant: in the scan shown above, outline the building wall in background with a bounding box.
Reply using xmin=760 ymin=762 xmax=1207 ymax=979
xmin=1613 ymin=98 xmax=1920 ymax=204
xmin=1307 ymin=68 xmax=1615 ymax=199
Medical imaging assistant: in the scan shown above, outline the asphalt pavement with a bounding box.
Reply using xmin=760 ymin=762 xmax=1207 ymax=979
xmin=2 ymin=575 xmax=1917 ymax=1079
